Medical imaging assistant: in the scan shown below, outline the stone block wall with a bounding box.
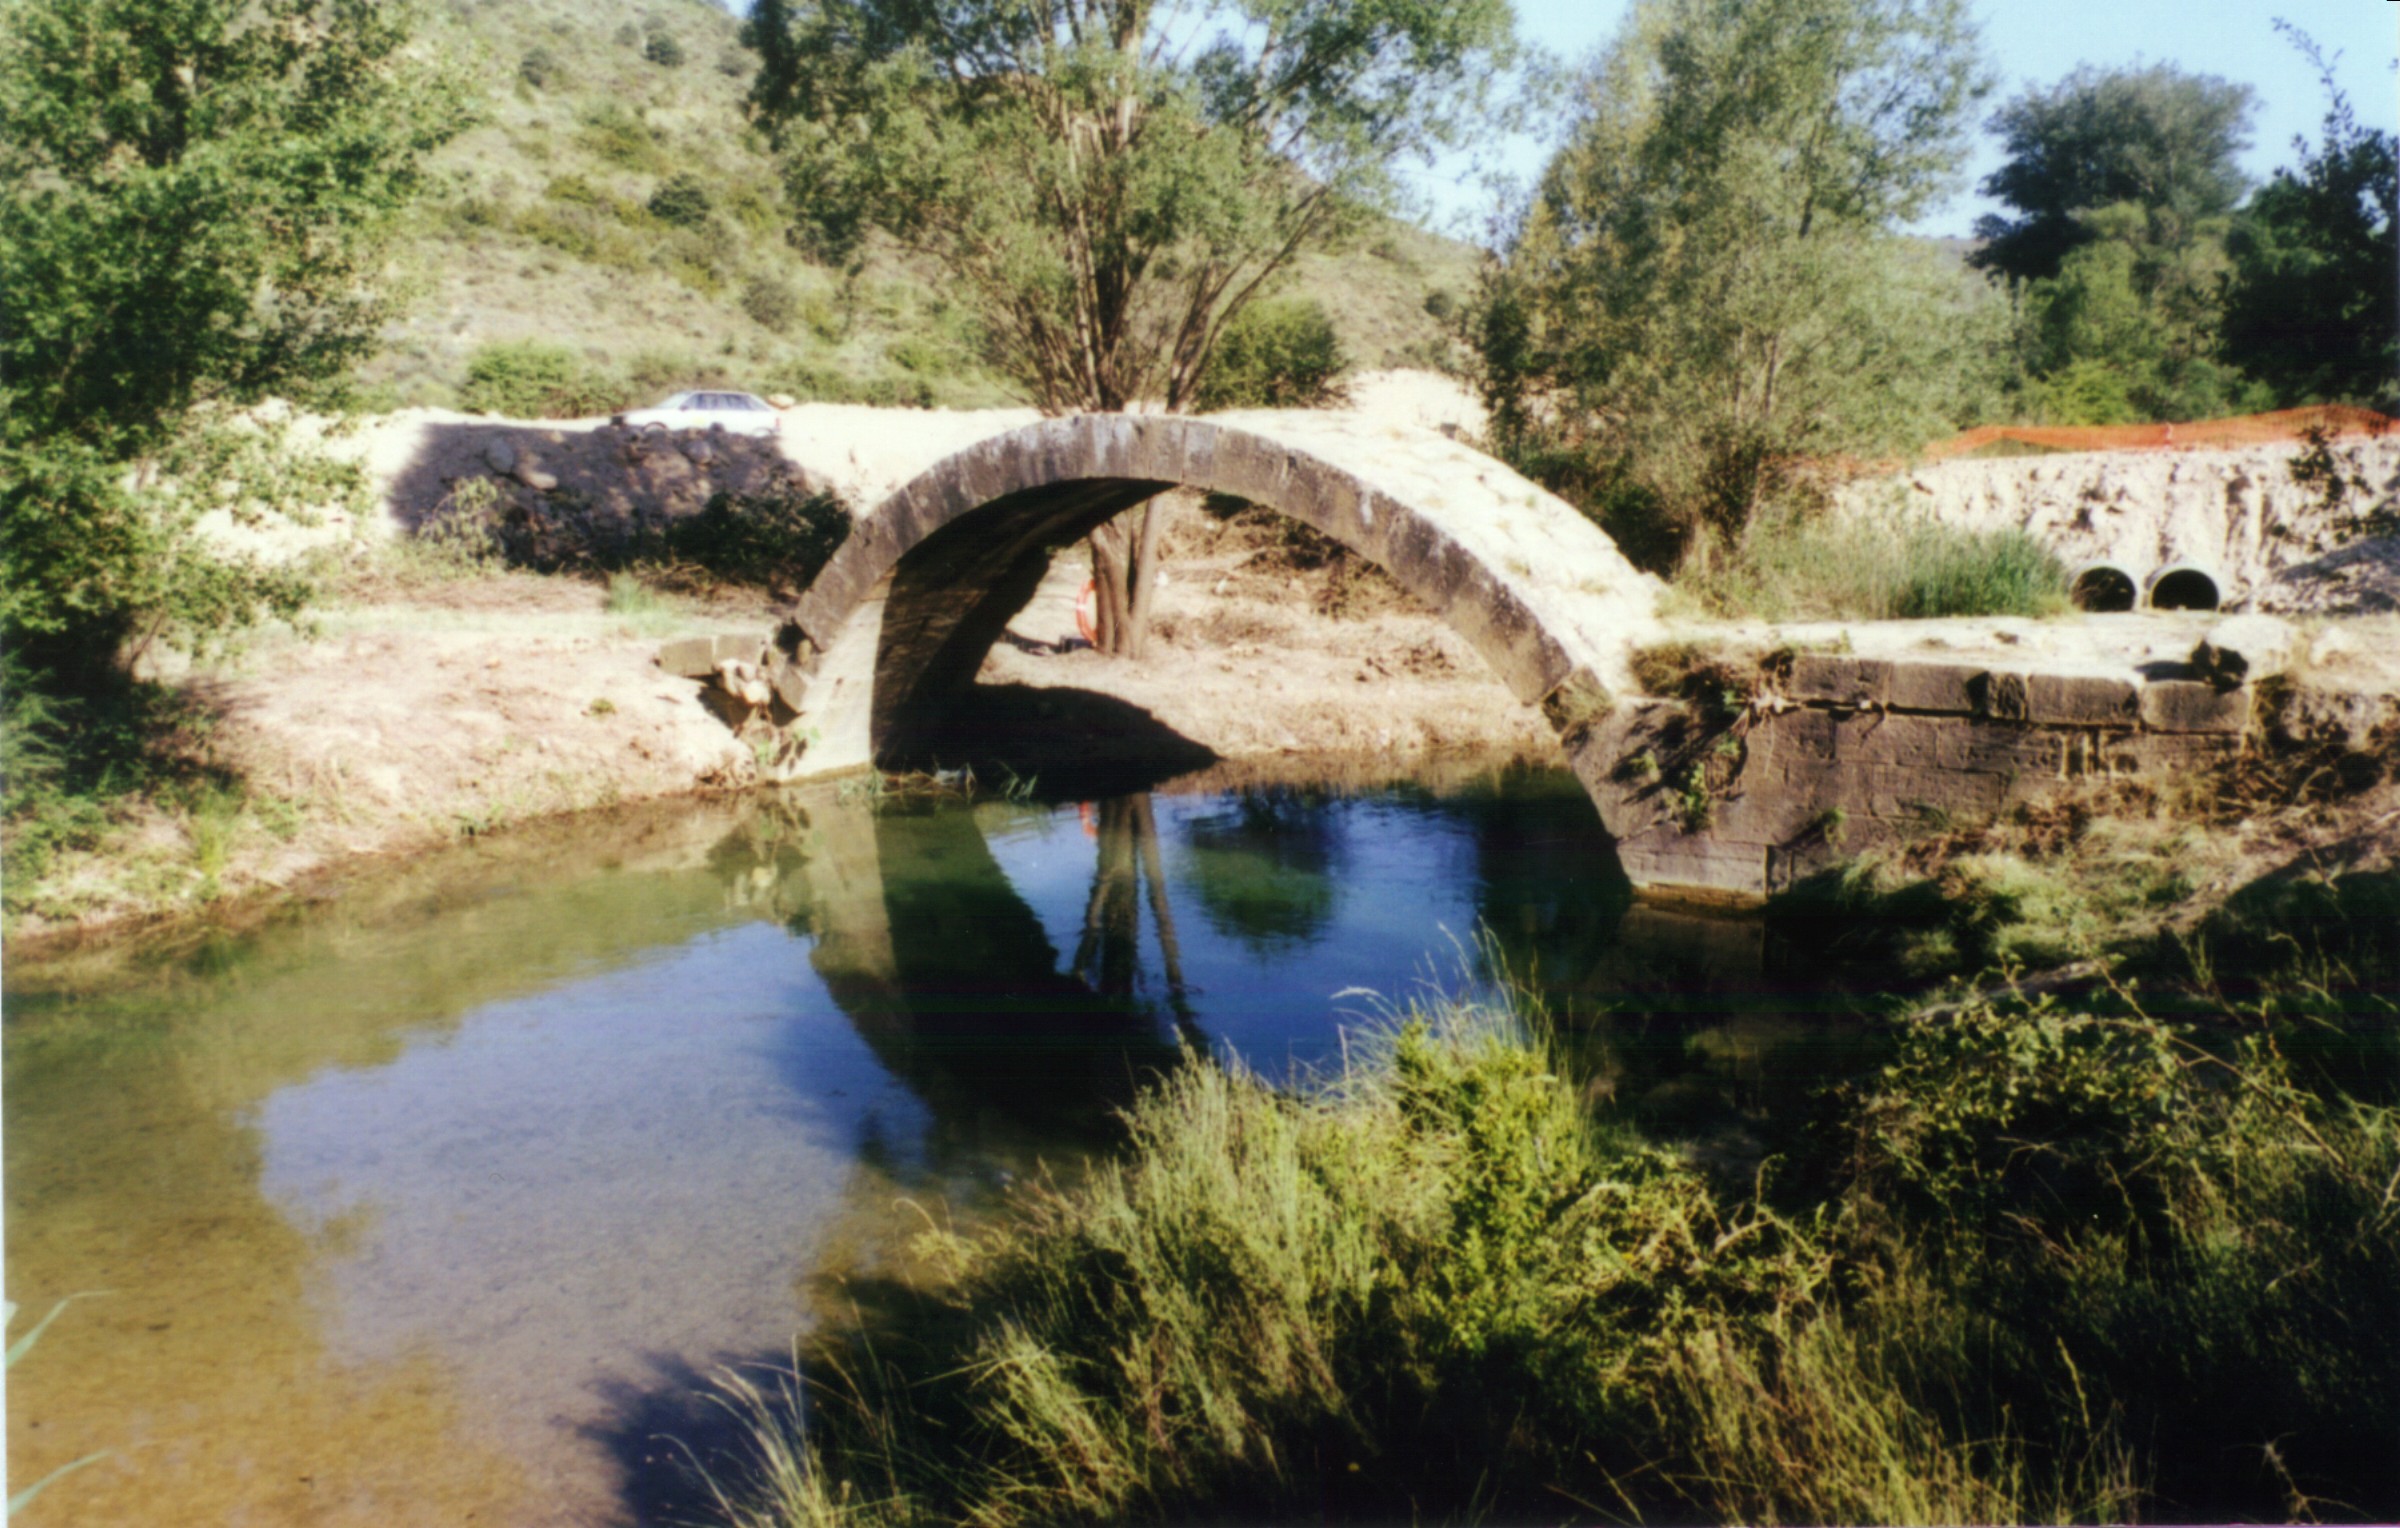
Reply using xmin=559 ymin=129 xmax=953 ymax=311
xmin=1564 ymin=653 xmax=2252 ymax=900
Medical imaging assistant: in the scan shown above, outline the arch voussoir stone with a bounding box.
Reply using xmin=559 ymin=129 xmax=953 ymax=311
xmin=775 ymin=409 xmax=1670 ymax=828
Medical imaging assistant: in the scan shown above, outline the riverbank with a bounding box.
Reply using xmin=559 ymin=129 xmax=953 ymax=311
xmin=9 ymin=377 xmax=2399 ymax=950
xmin=0 ymin=517 xmax=1558 ymax=949
xmin=717 ymin=972 xmax=2400 ymax=1528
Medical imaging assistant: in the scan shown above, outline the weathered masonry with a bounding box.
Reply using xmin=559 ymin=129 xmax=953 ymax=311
xmin=666 ymin=410 xmax=2274 ymax=902
xmin=1566 ymin=650 xmax=2257 ymax=898
xmin=768 ymin=410 xmax=1667 ymax=773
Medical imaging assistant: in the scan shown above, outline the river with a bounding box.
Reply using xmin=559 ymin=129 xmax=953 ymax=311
xmin=3 ymin=765 xmax=1861 ymax=1526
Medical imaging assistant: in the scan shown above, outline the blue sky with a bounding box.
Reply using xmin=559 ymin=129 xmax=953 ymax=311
xmin=1414 ymin=0 xmax=2397 ymax=238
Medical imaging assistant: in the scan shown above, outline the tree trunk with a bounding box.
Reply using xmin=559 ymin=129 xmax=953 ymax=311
xmin=1073 ymin=795 xmax=1141 ymax=997
xmin=1089 ymin=521 xmax=1131 ymax=653
xmin=1085 ymin=496 xmax=1164 ymax=658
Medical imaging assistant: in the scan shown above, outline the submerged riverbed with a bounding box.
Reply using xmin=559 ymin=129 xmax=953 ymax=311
xmin=4 ymin=766 xmax=1864 ymax=1526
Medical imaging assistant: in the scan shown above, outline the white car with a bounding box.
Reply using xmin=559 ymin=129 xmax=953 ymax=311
xmin=616 ymin=390 xmax=781 ymax=437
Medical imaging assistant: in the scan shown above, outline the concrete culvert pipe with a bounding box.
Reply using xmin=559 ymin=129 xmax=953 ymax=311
xmin=2145 ymin=564 xmax=2222 ymax=612
xmin=2069 ymin=562 xmax=2140 ymax=612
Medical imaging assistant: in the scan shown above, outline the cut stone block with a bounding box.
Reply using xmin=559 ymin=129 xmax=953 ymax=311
xmin=1884 ymin=662 xmax=1984 ymax=714
xmin=2140 ymin=680 xmax=2252 ymax=733
xmin=1969 ymin=670 xmax=2030 ymax=720
xmin=2026 ymin=673 xmax=2139 ymax=726
xmin=1786 ymin=655 xmax=1892 ymax=706
xmin=656 ymin=636 xmax=718 ymax=677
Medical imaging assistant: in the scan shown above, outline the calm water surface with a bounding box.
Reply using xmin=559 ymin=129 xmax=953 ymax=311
xmin=4 ymin=768 xmax=1859 ymax=1526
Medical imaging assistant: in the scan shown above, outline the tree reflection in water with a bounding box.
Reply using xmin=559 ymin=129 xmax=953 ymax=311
xmin=782 ymin=791 xmax=1196 ymax=1146
xmin=1177 ymin=787 xmax=1344 ymax=954
xmin=1073 ymin=795 xmax=1196 ymax=1029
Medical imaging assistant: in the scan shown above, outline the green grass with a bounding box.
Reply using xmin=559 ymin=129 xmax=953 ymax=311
xmin=704 ymin=949 xmax=2400 ymax=1528
xmin=0 ymin=665 xmax=304 ymax=923
xmin=1679 ymin=508 xmax=2071 ymax=622
xmin=1772 ymin=815 xmax=2224 ymax=983
xmin=600 ymin=572 xmax=683 ymax=635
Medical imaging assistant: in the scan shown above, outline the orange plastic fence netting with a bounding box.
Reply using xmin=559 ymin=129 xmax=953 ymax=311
xmin=1920 ymin=404 xmax=2396 ymax=461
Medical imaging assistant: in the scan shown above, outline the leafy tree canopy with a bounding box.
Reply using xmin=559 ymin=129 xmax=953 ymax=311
xmin=1478 ymin=0 xmax=1998 ymax=560
xmin=0 ymin=0 xmax=466 ymax=670
xmin=742 ymin=0 xmax=1520 ymax=413
xmin=2221 ymin=24 xmax=2398 ymax=409
xmin=1194 ymin=295 xmax=1347 ymax=411
xmin=1971 ymin=63 xmax=2255 ymax=286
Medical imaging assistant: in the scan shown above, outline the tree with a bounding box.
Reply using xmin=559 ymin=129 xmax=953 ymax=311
xmin=2008 ymin=199 xmax=2263 ymax=423
xmin=1971 ymin=64 xmax=2255 ymax=287
xmin=1969 ymin=64 xmax=2261 ymax=422
xmin=1193 ymin=296 xmax=1348 ymax=411
xmin=2221 ymin=24 xmax=2398 ymax=408
xmin=742 ymin=0 xmax=1519 ymax=657
xmin=0 ymin=0 xmax=465 ymax=677
xmin=1477 ymin=0 xmax=1997 ymax=565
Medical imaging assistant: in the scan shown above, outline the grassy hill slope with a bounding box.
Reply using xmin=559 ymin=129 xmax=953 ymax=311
xmin=364 ymin=0 xmax=1481 ymax=414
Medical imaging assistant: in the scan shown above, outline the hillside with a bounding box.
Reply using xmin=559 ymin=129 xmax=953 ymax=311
xmin=363 ymin=0 xmax=1482 ymax=413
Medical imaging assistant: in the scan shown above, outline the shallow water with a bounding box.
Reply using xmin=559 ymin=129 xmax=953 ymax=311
xmin=4 ymin=767 xmax=1856 ymax=1526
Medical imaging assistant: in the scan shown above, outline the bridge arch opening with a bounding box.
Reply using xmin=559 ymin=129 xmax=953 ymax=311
xmin=776 ymin=414 xmax=1667 ymax=804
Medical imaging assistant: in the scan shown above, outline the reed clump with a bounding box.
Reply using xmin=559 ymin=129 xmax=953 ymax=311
xmin=1678 ymin=507 xmax=2070 ymax=622
xmin=712 ymin=972 xmax=2397 ymax=1526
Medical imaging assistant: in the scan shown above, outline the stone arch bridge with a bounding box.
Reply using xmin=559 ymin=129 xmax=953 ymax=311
xmin=775 ymin=410 xmax=1666 ymax=781
xmin=728 ymin=411 xmax=2259 ymax=900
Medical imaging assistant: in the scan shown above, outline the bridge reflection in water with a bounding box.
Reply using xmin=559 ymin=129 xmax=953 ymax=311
xmin=715 ymin=772 xmax=1846 ymax=1149
xmin=797 ymin=793 xmax=1190 ymax=1136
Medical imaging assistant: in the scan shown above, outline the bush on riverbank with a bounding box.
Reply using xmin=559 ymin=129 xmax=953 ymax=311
xmin=1677 ymin=507 xmax=2069 ymax=621
xmin=713 ymin=980 xmax=2395 ymax=1526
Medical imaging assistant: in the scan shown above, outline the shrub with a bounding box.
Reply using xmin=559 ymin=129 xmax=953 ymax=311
xmin=646 ymin=173 xmax=711 ymax=229
xmin=656 ymin=488 xmax=850 ymax=588
xmin=577 ymin=103 xmax=667 ymax=173
xmin=1828 ymin=1001 xmax=2400 ymax=1515
xmin=399 ymin=474 xmax=509 ymax=576
xmin=642 ymin=29 xmax=684 ymax=67
xmin=458 ymin=340 xmax=601 ymax=418
xmin=740 ymin=276 xmax=799 ymax=334
xmin=1680 ymin=507 xmax=2068 ymax=622
xmin=1195 ymin=296 xmax=1349 ymax=411
xmin=517 ymin=47 xmax=558 ymax=88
